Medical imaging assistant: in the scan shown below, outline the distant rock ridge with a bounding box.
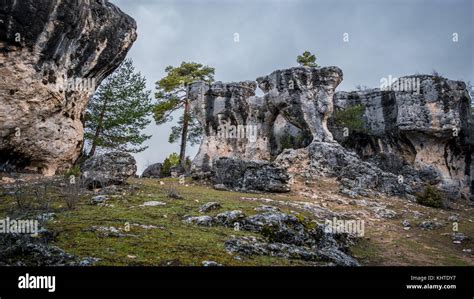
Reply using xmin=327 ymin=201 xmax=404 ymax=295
xmin=0 ymin=0 xmax=137 ymax=175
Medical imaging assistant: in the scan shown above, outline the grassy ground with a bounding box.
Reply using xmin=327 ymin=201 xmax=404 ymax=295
xmin=0 ymin=177 xmax=472 ymax=266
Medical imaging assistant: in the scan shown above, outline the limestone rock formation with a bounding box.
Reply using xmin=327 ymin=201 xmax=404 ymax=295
xmin=189 ymin=66 xmax=412 ymax=195
xmin=190 ymin=66 xmax=343 ymax=174
xmin=190 ymin=68 xmax=471 ymax=199
xmin=256 ymin=66 xmax=343 ymax=144
xmin=0 ymin=0 xmax=137 ymax=175
xmin=330 ymin=75 xmax=472 ymax=200
xmin=189 ymin=80 xmax=271 ymax=172
xmin=81 ymin=152 xmax=137 ymax=189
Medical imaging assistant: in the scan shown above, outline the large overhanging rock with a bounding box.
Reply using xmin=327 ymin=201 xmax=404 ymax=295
xmin=330 ymin=75 xmax=472 ymax=200
xmin=0 ymin=0 xmax=137 ymax=175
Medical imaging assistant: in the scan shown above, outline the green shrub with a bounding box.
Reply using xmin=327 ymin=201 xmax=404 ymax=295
xmin=167 ymin=152 xmax=180 ymax=165
xmin=279 ymin=133 xmax=307 ymax=151
xmin=65 ymin=166 xmax=81 ymax=178
xmin=280 ymin=135 xmax=293 ymax=150
xmin=160 ymin=153 xmax=180 ymax=177
xmin=333 ymin=104 xmax=366 ymax=133
xmin=416 ymin=185 xmax=444 ymax=208
xmin=161 ymin=158 xmax=172 ymax=177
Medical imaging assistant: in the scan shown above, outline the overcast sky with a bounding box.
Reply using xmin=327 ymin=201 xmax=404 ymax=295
xmin=111 ymin=0 xmax=473 ymax=174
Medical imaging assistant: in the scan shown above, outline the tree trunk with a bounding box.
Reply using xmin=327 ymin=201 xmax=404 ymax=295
xmin=179 ymin=91 xmax=190 ymax=169
xmin=88 ymin=99 xmax=108 ymax=157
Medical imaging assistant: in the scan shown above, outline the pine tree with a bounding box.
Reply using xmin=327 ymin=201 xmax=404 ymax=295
xmin=297 ymin=51 xmax=319 ymax=67
xmin=154 ymin=62 xmax=215 ymax=168
xmin=168 ymin=113 xmax=202 ymax=146
xmin=84 ymin=59 xmax=153 ymax=157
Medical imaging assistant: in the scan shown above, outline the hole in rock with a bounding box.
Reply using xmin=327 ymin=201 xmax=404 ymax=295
xmin=0 ymin=150 xmax=32 ymax=173
xmin=270 ymin=114 xmax=312 ymax=158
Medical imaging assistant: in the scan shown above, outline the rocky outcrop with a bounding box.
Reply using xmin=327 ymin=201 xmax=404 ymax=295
xmin=190 ymin=67 xmax=342 ymax=173
xmin=0 ymin=0 xmax=137 ymax=175
xmin=190 ymin=68 xmax=471 ymax=200
xmin=189 ymin=80 xmax=270 ymax=171
xmin=81 ymin=152 xmax=137 ymax=189
xmin=256 ymin=67 xmax=342 ymax=144
xmin=274 ymin=141 xmax=416 ymax=197
xmin=212 ymin=157 xmax=290 ymax=192
xmin=184 ymin=209 xmax=359 ymax=266
xmin=190 ymin=67 xmax=346 ymax=192
xmin=330 ymin=75 xmax=472 ymax=200
xmin=0 ymin=228 xmax=98 ymax=266
xmin=141 ymin=163 xmax=163 ymax=178
xmin=189 ymin=67 xmax=414 ymax=196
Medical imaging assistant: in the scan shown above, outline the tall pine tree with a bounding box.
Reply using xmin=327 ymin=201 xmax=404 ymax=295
xmin=154 ymin=62 xmax=215 ymax=168
xmin=84 ymin=59 xmax=153 ymax=157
